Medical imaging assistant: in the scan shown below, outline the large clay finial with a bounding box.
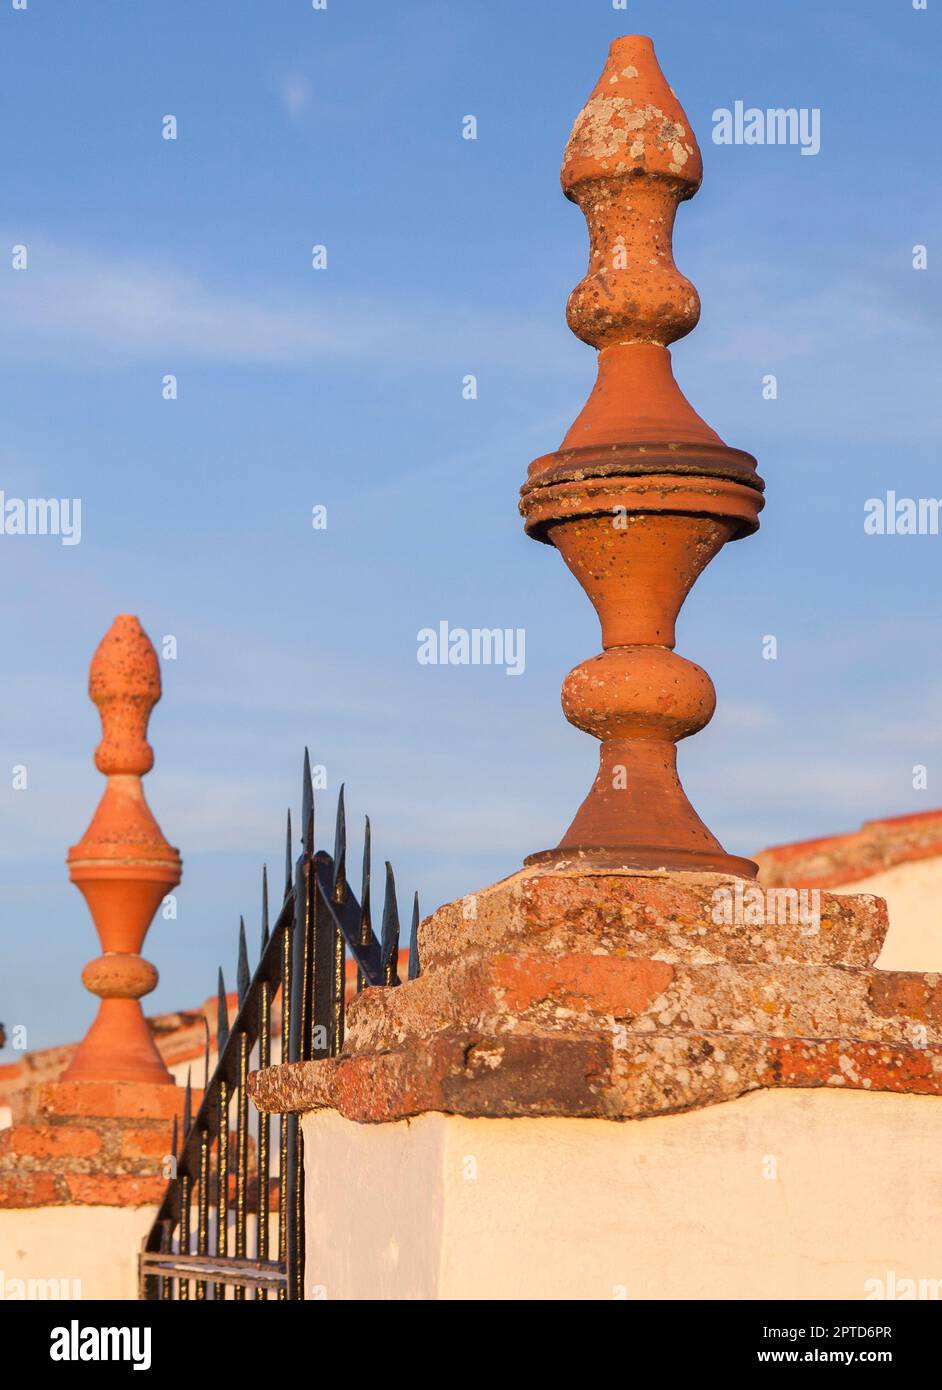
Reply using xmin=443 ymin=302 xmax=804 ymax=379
xmin=520 ymin=37 xmax=765 ymax=876
xmin=64 ymin=616 xmax=182 ymax=1084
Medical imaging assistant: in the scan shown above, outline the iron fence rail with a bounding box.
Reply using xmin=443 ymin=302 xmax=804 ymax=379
xmin=139 ymin=751 xmax=419 ymax=1300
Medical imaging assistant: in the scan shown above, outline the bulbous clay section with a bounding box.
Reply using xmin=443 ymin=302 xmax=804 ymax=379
xmin=566 ymin=183 xmax=701 ymax=349
xmin=82 ymin=953 xmax=159 ymax=1000
xmin=562 ymin=647 xmax=715 ymax=742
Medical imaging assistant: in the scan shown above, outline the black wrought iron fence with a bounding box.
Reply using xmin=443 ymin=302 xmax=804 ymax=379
xmin=139 ymin=751 xmax=419 ymax=1300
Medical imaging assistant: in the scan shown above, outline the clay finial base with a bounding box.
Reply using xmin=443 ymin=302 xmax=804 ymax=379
xmin=0 ymin=1080 xmax=198 ymax=1209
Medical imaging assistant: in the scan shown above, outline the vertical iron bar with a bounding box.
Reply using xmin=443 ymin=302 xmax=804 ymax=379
xmin=178 ymin=1068 xmax=192 ymax=1301
xmin=289 ymin=854 xmax=310 ymax=1062
xmin=290 ymin=753 xmax=314 ymax=1064
xmin=330 ymin=790 xmax=347 ymax=1052
xmin=214 ymin=968 xmax=230 ymax=1298
xmin=156 ymin=1221 xmax=169 ymax=1301
xmin=332 ymin=899 xmax=345 ymax=1056
xmin=285 ymin=759 xmax=312 ymax=1300
xmin=278 ymin=896 xmax=292 ymax=1301
xmin=310 ymin=857 xmax=333 ymax=1058
xmin=214 ymin=1078 xmax=229 ymax=1300
xmin=233 ymin=1032 xmax=249 ymax=1299
xmin=356 ymin=817 xmax=371 ymax=993
xmin=285 ymin=1111 xmax=302 ymax=1300
xmin=178 ymin=1171 xmax=191 ymax=1301
xmin=196 ymin=1130 xmax=209 ymax=1300
xmin=160 ymin=1118 xmax=177 ymax=1299
xmin=256 ymin=976 xmax=271 ymax=1300
xmin=285 ymin=869 xmax=307 ymax=1296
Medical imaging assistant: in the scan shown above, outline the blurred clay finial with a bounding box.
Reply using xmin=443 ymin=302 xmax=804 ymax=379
xmin=64 ymin=616 xmax=182 ymax=1085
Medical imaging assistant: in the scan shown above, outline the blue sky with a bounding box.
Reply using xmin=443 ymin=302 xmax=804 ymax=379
xmin=1 ymin=0 xmax=939 ymax=1049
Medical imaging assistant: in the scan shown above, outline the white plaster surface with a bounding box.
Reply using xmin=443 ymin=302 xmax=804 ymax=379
xmin=845 ymin=856 xmax=942 ymax=973
xmin=0 ymin=1204 xmax=157 ymax=1301
xmin=302 ymin=1089 xmax=942 ymax=1300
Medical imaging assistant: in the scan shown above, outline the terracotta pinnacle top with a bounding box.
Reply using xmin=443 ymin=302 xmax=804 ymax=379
xmin=523 ymin=34 xmax=762 ymax=477
xmin=563 ymin=36 xmax=702 ymax=194
xmin=68 ymin=615 xmax=180 ymax=871
xmin=562 ymin=34 xmax=702 ymax=353
xmin=89 ymin=614 xmax=162 ymax=776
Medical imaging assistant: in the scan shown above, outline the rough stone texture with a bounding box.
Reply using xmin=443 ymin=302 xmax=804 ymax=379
xmin=418 ymin=869 xmax=888 ymax=968
xmin=250 ymin=867 xmax=942 ymax=1123
xmin=0 ymin=1080 xmax=200 ymax=1209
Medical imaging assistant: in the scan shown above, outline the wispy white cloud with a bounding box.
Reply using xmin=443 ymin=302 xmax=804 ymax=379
xmin=678 ymin=238 xmax=942 ymax=447
xmin=0 ymin=235 xmax=576 ymax=374
xmin=277 ymin=73 xmax=311 ymax=121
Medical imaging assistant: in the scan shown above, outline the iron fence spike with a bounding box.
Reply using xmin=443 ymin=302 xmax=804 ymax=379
xmin=408 ymin=891 xmax=421 ymax=980
xmin=301 ymin=748 xmax=314 ymax=854
xmin=183 ymin=1066 xmax=192 ymax=1137
xmin=261 ymin=865 xmax=270 ymax=952
xmin=237 ymin=916 xmax=250 ymax=1005
xmin=333 ymin=784 xmax=346 ymax=894
xmin=360 ymin=815 xmax=372 ymax=941
xmin=381 ymin=861 xmax=400 ymax=985
xmin=284 ymin=808 xmax=292 ymax=896
xmin=217 ymin=967 xmax=230 ymax=1056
